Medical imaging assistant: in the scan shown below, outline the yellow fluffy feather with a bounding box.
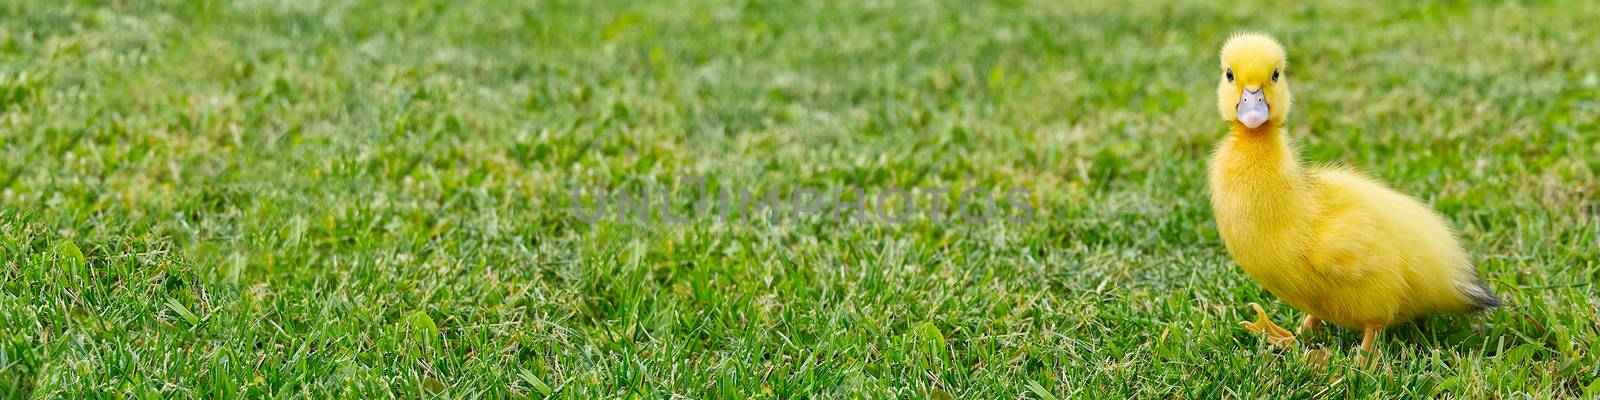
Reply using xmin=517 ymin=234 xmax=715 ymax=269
xmin=1205 ymin=33 xmax=1500 ymax=353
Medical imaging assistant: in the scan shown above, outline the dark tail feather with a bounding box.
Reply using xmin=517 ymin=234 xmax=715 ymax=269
xmin=1458 ymin=280 xmax=1503 ymax=311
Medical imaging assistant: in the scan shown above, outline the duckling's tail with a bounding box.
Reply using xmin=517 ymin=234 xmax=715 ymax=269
xmin=1456 ymin=279 xmax=1503 ymax=311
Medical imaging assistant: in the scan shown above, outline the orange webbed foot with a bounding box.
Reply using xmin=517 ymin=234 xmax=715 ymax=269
xmin=1239 ymin=302 xmax=1296 ymax=348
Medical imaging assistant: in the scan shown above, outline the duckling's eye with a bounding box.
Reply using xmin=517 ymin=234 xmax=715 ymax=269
xmin=1272 ymin=68 xmax=1280 ymax=83
xmin=1225 ymin=68 xmax=1234 ymax=83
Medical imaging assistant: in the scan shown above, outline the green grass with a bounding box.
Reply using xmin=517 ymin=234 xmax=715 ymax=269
xmin=2 ymin=0 xmax=1598 ymax=397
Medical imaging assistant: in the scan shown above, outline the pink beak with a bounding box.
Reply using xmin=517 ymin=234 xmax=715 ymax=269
xmin=1237 ymin=88 xmax=1269 ymax=128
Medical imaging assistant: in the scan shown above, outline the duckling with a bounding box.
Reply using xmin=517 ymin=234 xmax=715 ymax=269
xmin=1205 ymin=33 xmax=1501 ymax=355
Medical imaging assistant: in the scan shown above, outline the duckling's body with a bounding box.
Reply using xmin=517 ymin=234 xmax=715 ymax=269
xmin=1209 ymin=132 xmax=1492 ymax=330
xmin=1206 ymin=33 xmax=1498 ymax=352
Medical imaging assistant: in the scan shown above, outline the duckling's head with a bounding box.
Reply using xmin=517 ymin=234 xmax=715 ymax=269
xmin=1217 ymin=33 xmax=1291 ymax=131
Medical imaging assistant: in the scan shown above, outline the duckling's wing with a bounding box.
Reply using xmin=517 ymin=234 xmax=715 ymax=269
xmin=1302 ymin=169 xmax=1403 ymax=284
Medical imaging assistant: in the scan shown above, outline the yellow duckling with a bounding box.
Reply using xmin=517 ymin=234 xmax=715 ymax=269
xmin=1206 ymin=33 xmax=1501 ymax=355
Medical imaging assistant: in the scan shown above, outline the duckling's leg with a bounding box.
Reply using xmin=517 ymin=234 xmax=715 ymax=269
xmin=1239 ymin=303 xmax=1296 ymax=348
xmin=1359 ymin=326 xmax=1379 ymax=352
xmin=1297 ymin=315 xmax=1322 ymax=336
xmin=1355 ymin=324 xmax=1382 ymax=364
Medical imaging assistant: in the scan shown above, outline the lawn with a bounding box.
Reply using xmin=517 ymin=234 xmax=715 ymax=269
xmin=2 ymin=0 xmax=1597 ymax=397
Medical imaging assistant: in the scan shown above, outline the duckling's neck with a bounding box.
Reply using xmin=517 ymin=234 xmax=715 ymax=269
xmin=1221 ymin=123 xmax=1302 ymax=183
xmin=1208 ymin=124 xmax=1313 ymax=243
xmin=1222 ymin=121 xmax=1299 ymax=175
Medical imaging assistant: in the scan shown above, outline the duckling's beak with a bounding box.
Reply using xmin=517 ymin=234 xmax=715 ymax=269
xmin=1237 ymin=88 xmax=1269 ymax=129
